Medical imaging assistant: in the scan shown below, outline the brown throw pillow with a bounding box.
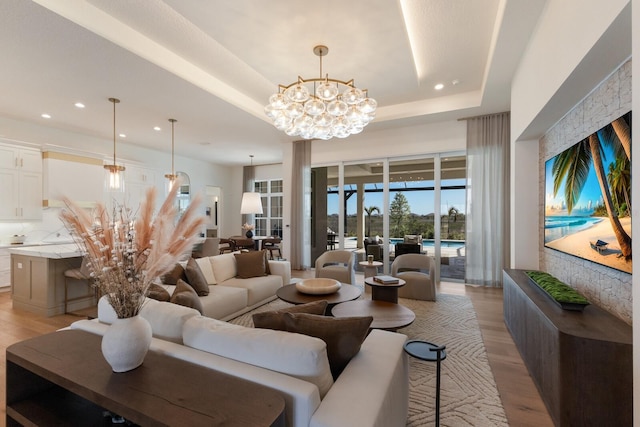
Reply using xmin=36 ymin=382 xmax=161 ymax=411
xmin=235 ymin=250 xmax=268 ymax=279
xmin=185 ymin=258 xmax=210 ymax=296
xmin=252 ymin=300 xmax=328 ymax=330
xmin=146 ymin=283 xmax=170 ymax=302
xmin=162 ymin=263 xmax=186 ymax=285
xmin=283 ymin=313 xmax=373 ymax=379
xmin=170 ymin=279 xmax=204 ymax=314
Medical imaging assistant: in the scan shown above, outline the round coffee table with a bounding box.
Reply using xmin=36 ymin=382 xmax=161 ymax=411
xmin=364 ymin=277 xmax=406 ymax=303
xmin=331 ymin=300 xmax=415 ymax=331
xmin=276 ymin=283 xmax=362 ymax=307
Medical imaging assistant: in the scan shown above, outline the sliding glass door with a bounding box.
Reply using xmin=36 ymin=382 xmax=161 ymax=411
xmin=311 ymin=152 xmax=466 ymax=282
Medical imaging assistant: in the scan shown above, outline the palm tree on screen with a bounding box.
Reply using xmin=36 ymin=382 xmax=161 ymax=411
xmin=551 ymin=119 xmax=631 ymax=259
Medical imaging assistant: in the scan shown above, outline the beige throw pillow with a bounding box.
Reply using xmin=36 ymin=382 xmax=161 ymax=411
xmin=162 ymin=263 xmax=186 ymax=285
xmin=283 ymin=313 xmax=373 ymax=379
xmin=252 ymin=300 xmax=328 ymax=330
xmin=170 ymin=279 xmax=204 ymax=314
xmin=146 ymin=283 xmax=171 ymax=302
xmin=234 ymin=250 xmax=268 ymax=279
xmin=185 ymin=258 xmax=210 ymax=296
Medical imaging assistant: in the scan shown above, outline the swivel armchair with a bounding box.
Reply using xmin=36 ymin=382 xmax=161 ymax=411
xmin=391 ymin=253 xmax=436 ymax=301
xmin=315 ymin=250 xmax=355 ymax=285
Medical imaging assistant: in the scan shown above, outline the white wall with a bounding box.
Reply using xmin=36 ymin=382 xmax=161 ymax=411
xmin=311 ymin=119 xmax=466 ymax=164
xmin=511 ymin=0 xmax=630 ymax=141
xmin=509 ymin=138 xmax=539 ymax=269
xmin=0 ymin=117 xmax=237 ymax=243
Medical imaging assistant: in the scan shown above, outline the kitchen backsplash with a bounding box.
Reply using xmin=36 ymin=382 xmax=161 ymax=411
xmin=0 ymin=208 xmax=72 ymax=245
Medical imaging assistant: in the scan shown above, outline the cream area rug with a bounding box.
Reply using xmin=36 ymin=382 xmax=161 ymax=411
xmin=230 ymin=293 xmax=508 ymax=427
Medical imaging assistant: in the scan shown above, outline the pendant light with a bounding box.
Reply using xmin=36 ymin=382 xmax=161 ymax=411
xmin=104 ymin=97 xmax=125 ymax=192
xmin=164 ymin=118 xmax=178 ymax=191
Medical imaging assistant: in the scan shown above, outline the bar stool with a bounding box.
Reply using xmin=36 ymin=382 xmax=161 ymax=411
xmin=63 ymin=257 xmax=97 ymax=314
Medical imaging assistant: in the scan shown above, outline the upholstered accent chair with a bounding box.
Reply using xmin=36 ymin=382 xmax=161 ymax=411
xmin=315 ymin=250 xmax=356 ymax=285
xmin=391 ymin=253 xmax=436 ymax=301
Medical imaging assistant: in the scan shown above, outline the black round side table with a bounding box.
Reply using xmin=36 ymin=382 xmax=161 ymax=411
xmin=404 ymin=340 xmax=447 ymax=427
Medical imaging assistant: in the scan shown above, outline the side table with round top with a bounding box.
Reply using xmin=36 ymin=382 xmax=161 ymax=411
xmin=331 ymin=300 xmax=415 ymax=331
xmin=404 ymin=340 xmax=447 ymax=427
xmin=364 ymin=277 xmax=406 ymax=304
xmin=358 ymin=260 xmax=383 ymax=279
xmin=276 ymin=283 xmax=362 ymax=308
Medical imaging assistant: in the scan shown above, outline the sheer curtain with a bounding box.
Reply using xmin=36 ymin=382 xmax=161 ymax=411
xmin=290 ymin=140 xmax=311 ymax=270
xmin=465 ymin=112 xmax=511 ymax=287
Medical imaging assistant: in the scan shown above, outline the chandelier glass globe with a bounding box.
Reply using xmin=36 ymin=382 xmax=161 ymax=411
xmin=265 ymin=45 xmax=376 ymax=140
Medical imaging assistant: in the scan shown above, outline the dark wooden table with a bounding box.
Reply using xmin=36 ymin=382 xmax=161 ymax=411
xmin=277 ymin=283 xmax=362 ymax=307
xmin=503 ymin=269 xmax=632 ymax=427
xmin=6 ymin=329 xmax=285 ymax=427
xmin=364 ymin=277 xmax=406 ymax=303
xmin=331 ymin=300 xmax=415 ymax=331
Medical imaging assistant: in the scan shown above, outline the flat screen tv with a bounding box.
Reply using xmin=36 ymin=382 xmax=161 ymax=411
xmin=544 ymin=111 xmax=632 ymax=274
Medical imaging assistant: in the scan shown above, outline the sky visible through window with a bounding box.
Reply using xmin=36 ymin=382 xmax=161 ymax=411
xmin=327 ymin=179 xmax=466 ymax=215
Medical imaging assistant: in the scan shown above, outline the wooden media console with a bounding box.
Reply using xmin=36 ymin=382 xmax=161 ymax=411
xmin=503 ymin=269 xmax=632 ymax=426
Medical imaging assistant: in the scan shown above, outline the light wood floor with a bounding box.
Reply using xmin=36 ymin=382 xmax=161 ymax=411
xmin=0 ymin=275 xmax=554 ymax=427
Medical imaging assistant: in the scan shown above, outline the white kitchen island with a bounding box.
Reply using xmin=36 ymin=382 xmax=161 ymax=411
xmin=8 ymin=244 xmax=89 ymax=316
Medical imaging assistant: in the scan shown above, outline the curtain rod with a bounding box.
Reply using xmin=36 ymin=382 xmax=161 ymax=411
xmin=457 ymin=111 xmax=510 ymax=121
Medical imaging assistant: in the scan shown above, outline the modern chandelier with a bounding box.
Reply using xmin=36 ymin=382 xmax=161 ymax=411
xmin=264 ymin=45 xmax=377 ymax=140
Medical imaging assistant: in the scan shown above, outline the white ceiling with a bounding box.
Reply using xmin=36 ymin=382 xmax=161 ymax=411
xmin=0 ymin=0 xmax=546 ymax=166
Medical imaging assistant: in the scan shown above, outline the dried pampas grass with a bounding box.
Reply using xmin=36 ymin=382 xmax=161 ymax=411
xmin=60 ymin=181 xmax=206 ymax=318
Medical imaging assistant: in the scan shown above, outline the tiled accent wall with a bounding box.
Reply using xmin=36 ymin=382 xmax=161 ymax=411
xmin=539 ymin=59 xmax=632 ymax=324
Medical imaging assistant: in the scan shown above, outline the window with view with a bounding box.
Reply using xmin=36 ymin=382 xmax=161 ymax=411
xmin=254 ymin=179 xmax=283 ymax=237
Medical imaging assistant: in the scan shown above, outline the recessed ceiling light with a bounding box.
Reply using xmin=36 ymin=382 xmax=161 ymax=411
xmin=434 ymin=83 xmax=444 ymax=90
xmin=452 ymin=79 xmax=460 ymax=86
xmin=41 ymin=113 xmax=51 ymax=119
xmin=74 ymin=102 xmax=85 ymax=108
xmin=153 ymin=126 xmax=161 ymax=131
xmin=119 ymin=133 xmax=126 ymax=138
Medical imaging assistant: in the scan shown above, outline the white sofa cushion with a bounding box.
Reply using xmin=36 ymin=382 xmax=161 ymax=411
xmin=310 ymin=329 xmax=409 ymax=427
xmin=221 ymin=275 xmax=282 ymax=306
xmin=183 ymin=316 xmax=334 ymax=398
xmin=195 ymin=257 xmax=217 ymax=285
xmin=97 ymin=296 xmax=200 ymax=344
xmin=209 ymin=253 xmax=237 ymax=282
xmin=199 ymin=285 xmax=248 ymax=319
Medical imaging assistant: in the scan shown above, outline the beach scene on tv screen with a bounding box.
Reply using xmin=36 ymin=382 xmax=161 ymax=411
xmin=545 ymin=111 xmax=632 ymax=274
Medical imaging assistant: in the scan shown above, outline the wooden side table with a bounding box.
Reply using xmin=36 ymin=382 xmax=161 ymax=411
xmin=364 ymin=277 xmax=406 ymax=303
xmin=404 ymin=340 xmax=447 ymax=427
xmin=358 ymin=260 xmax=383 ymax=278
xmin=6 ymin=330 xmax=285 ymax=426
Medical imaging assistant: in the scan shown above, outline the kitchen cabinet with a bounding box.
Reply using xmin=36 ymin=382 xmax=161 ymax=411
xmin=0 ymin=143 xmax=42 ymax=220
xmin=0 ymin=248 xmax=10 ymax=289
xmin=42 ymin=152 xmax=103 ymax=207
xmin=9 ymin=244 xmax=87 ymax=317
xmin=108 ymin=163 xmax=160 ymax=210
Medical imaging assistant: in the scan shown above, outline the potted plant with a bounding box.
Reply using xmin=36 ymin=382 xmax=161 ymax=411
xmin=60 ymin=182 xmax=206 ymax=372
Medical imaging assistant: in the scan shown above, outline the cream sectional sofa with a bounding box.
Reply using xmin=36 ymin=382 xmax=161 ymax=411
xmin=70 ymin=297 xmax=409 ymax=427
xmin=180 ymin=252 xmax=291 ymax=320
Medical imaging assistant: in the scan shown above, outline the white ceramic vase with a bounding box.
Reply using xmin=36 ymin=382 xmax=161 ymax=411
xmin=101 ymin=315 xmax=152 ymax=373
